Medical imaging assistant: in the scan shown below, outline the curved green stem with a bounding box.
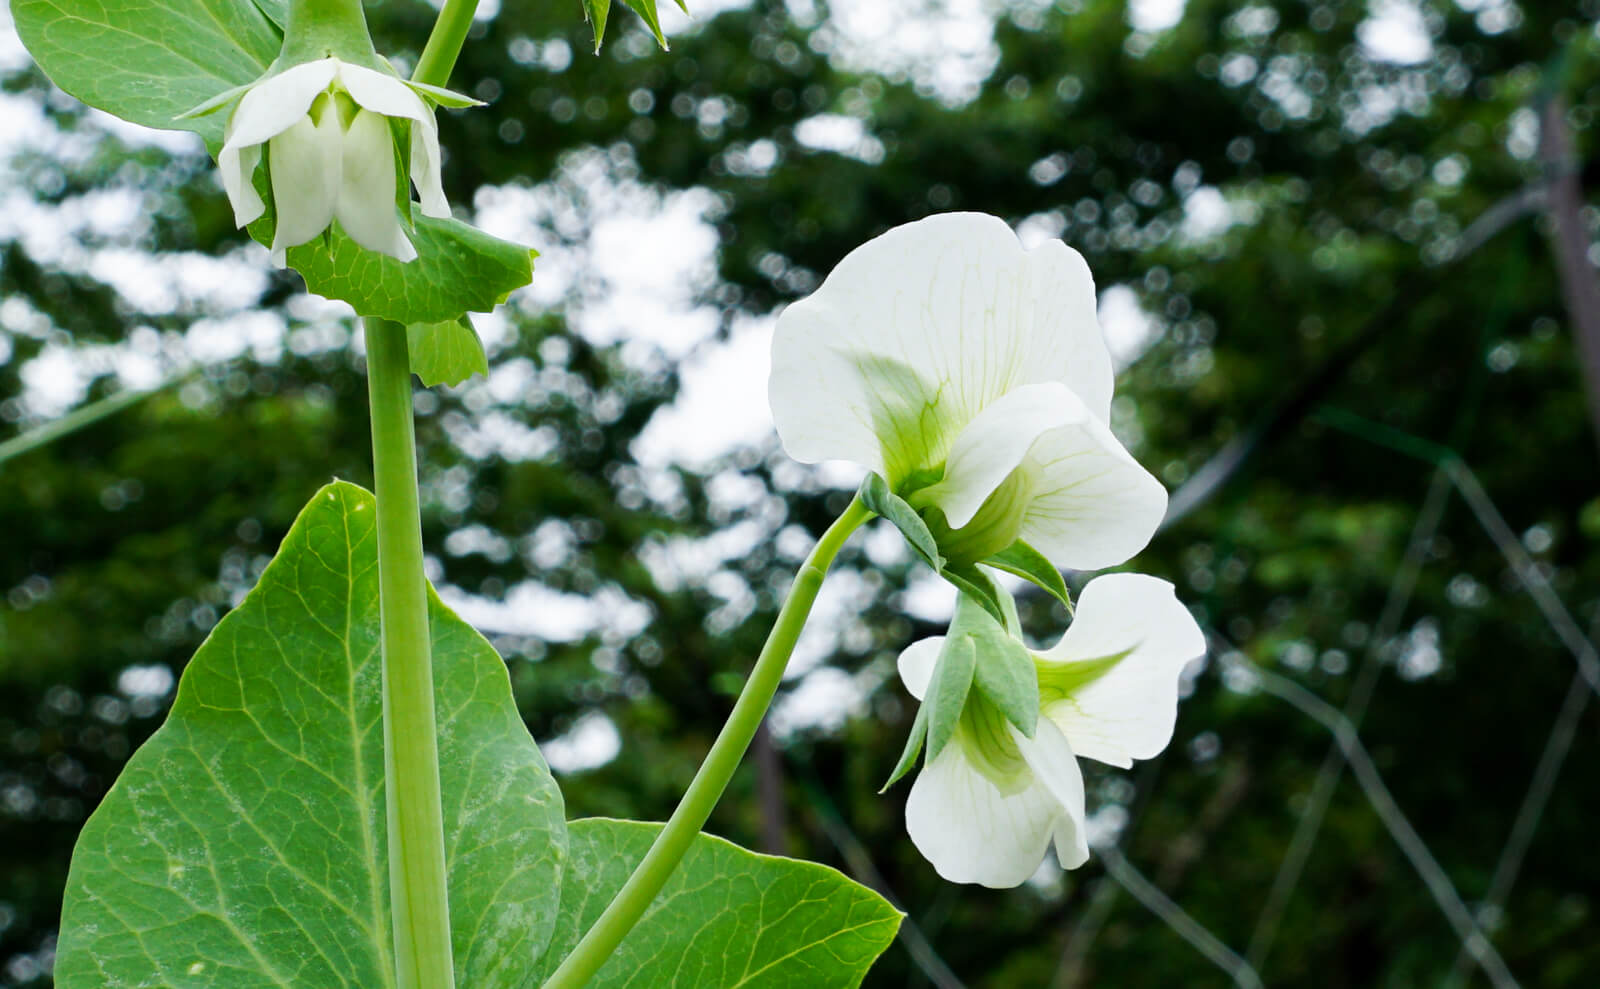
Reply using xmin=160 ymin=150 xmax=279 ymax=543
xmin=413 ymin=0 xmax=480 ymax=87
xmin=542 ymin=496 xmax=874 ymax=989
xmin=366 ymin=318 xmax=456 ymax=989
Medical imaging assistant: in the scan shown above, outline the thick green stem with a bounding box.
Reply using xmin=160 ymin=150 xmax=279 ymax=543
xmin=413 ymin=0 xmax=480 ymax=87
xmin=542 ymin=496 xmax=873 ymax=989
xmin=365 ymin=318 xmax=456 ymax=989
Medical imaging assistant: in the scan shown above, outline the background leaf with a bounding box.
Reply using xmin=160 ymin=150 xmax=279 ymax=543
xmin=54 ymin=482 xmax=567 ymax=989
xmin=408 ymin=317 xmax=489 ymax=388
xmin=534 ymin=819 xmax=901 ymax=987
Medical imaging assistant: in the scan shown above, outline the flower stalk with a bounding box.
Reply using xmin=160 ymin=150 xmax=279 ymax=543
xmin=542 ymin=496 xmax=873 ymax=989
xmin=365 ymin=317 xmax=456 ymax=989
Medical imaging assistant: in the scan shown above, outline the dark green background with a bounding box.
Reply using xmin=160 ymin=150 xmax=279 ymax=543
xmin=2 ymin=0 xmax=1598 ymax=985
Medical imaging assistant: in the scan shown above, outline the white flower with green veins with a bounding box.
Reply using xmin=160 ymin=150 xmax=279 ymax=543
xmin=770 ymin=212 xmax=1167 ymax=573
xmin=193 ymin=57 xmax=477 ymax=266
xmin=892 ymin=574 xmax=1205 ymax=888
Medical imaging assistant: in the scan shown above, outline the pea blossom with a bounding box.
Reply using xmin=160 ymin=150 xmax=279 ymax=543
xmin=770 ymin=212 xmax=1166 ymax=572
xmin=203 ymin=57 xmax=472 ymax=266
xmin=895 ymin=574 xmax=1205 ymax=887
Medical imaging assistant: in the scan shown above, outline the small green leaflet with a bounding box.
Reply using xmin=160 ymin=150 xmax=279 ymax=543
xmin=408 ymin=317 xmax=488 ymax=387
xmin=881 ymin=696 xmax=929 ymax=792
xmin=985 ymin=538 xmax=1073 ymax=613
xmin=534 ymin=819 xmax=902 ymax=987
xmin=582 ymin=0 xmax=691 ymax=52
xmin=924 ymin=633 xmax=976 ymax=762
xmin=858 ymin=473 xmax=943 ymax=572
xmin=951 ymin=596 xmax=1040 ymax=738
xmin=54 ymin=482 xmax=567 ymax=989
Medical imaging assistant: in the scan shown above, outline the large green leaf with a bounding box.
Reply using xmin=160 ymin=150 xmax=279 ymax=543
xmin=55 ymin=481 xmax=567 ymax=989
xmin=12 ymin=0 xmax=280 ymax=146
xmin=285 ymin=219 xmax=537 ymax=325
xmin=535 ymin=819 xmax=901 ymax=987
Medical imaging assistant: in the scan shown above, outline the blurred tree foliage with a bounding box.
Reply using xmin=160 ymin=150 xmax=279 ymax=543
xmin=3 ymin=0 xmax=1600 ymax=985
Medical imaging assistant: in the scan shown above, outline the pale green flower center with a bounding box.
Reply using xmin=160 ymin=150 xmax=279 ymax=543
xmin=1036 ymin=649 xmax=1132 ymax=706
xmin=915 ymin=464 xmax=1035 ymax=566
xmin=849 ymin=352 xmax=954 ymax=487
xmin=956 ymin=694 xmax=1031 ymax=793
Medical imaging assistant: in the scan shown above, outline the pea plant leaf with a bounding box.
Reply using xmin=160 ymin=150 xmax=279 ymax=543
xmin=408 ymin=317 xmax=489 ymax=388
xmin=12 ymin=0 xmax=280 ymax=147
xmin=54 ymin=482 xmax=567 ymax=989
xmin=284 ymin=220 xmax=537 ymax=325
xmin=534 ymin=819 xmax=902 ymax=987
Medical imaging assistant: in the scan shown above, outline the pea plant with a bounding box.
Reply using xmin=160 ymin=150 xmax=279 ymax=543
xmin=12 ymin=1 xmax=1201 ymax=986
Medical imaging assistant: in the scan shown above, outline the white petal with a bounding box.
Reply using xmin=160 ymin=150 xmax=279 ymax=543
xmin=1039 ymin=573 xmax=1206 ymax=768
xmin=223 ymin=58 xmax=338 ymax=153
xmin=905 ymin=741 xmax=1061 ymax=888
xmin=1053 ymin=817 xmax=1090 ymax=870
xmin=337 ymin=62 xmax=432 ymax=122
xmin=769 ymin=213 xmax=1114 ymax=482
xmin=897 ymin=636 xmax=945 ymax=701
xmin=1012 ymin=718 xmax=1089 ymax=869
xmin=917 ymin=381 xmax=1090 ymax=530
xmin=217 ymin=142 xmax=264 ymax=228
xmin=1014 ymin=408 xmax=1167 ymax=571
xmin=267 ymin=113 xmax=341 ymax=266
xmin=335 ymin=109 xmax=416 ymax=262
xmin=409 ymin=115 xmax=450 ymax=218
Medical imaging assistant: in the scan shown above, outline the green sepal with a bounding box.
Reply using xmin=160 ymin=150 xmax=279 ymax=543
xmin=407 ymin=79 xmax=484 ymax=108
xmin=924 ymin=633 xmax=976 ymax=762
xmin=408 ymin=316 xmax=489 ymax=387
xmin=880 ymin=698 xmax=929 ymax=793
xmin=858 ymin=472 xmax=944 ymax=572
xmin=950 ymin=596 xmax=1039 ymax=738
xmin=174 ymin=80 xmax=255 ymax=120
xmin=984 ymin=538 xmax=1073 ymax=613
xmin=939 ymin=560 xmax=1009 ymax=628
xmin=388 ymin=115 xmax=415 ymax=227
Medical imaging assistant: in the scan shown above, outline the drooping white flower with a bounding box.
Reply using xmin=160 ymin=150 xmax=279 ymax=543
xmin=770 ymin=212 xmax=1167 ymax=572
xmin=895 ymin=573 xmax=1204 ymax=887
xmin=208 ymin=57 xmax=468 ymax=266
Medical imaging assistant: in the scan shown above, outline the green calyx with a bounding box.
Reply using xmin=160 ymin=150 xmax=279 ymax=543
xmin=956 ymin=694 xmax=1031 ymax=793
xmin=280 ymin=0 xmax=383 ymax=70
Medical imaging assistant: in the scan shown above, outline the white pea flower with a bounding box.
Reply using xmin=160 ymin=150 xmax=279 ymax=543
xmin=202 ymin=57 xmax=472 ymax=266
xmin=895 ymin=574 xmax=1205 ymax=887
xmin=770 ymin=212 xmax=1167 ymax=572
